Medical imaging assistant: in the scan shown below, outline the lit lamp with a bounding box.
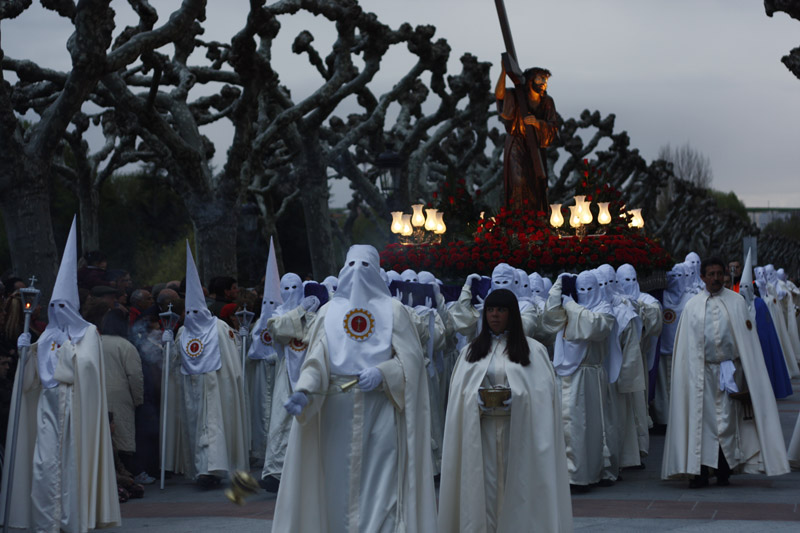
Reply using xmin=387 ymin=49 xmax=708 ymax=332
xmin=390 ymin=205 xmax=445 ymax=244
xmin=390 ymin=211 xmax=404 ymax=234
xmin=549 ymin=204 xmax=564 ymax=228
xmin=568 ymin=205 xmax=581 ymax=228
xmin=580 ymin=202 xmax=593 ymax=225
xmin=411 ymin=204 xmax=426 ymax=227
xmin=597 ymin=202 xmax=612 ymax=225
xmin=628 ymin=208 xmax=644 ymax=229
xmin=424 ymin=209 xmax=438 ymax=231
xmin=434 ymin=211 xmax=446 ymax=234
xmin=401 ymin=214 xmax=413 ymax=236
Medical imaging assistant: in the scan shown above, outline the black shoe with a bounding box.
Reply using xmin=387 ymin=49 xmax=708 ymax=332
xmin=688 ymin=476 xmax=709 ymax=489
xmin=196 ymin=474 xmax=221 ymax=489
xmin=597 ymin=478 xmax=615 ymax=487
xmin=716 ymin=476 xmax=730 ymax=486
xmin=570 ymin=484 xmax=591 ymax=494
xmin=258 ymin=475 xmax=280 ymax=493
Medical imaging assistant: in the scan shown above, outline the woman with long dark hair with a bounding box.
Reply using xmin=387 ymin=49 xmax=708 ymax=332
xmin=438 ymin=289 xmax=572 ymax=532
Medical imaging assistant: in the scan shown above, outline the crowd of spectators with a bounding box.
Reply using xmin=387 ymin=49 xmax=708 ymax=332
xmin=0 ymin=250 xmax=263 ymax=500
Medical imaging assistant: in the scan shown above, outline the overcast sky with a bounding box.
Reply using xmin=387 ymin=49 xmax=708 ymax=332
xmin=3 ymin=0 xmax=799 ymax=208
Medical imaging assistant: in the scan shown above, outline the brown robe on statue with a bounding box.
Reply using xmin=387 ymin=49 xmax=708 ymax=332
xmin=497 ymin=89 xmax=558 ymax=213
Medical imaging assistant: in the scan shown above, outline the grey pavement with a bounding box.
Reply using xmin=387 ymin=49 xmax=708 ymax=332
xmin=105 ymin=377 xmax=800 ymax=532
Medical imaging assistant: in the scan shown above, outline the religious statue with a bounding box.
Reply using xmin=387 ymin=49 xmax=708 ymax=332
xmin=492 ymin=0 xmax=559 ymax=213
xmin=495 ymin=60 xmax=558 ymax=212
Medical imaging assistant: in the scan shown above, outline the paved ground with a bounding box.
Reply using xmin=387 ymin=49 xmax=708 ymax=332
xmin=109 ymin=377 xmax=800 ymax=532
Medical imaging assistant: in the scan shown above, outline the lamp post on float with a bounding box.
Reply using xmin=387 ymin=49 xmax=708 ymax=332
xmin=158 ymin=303 xmax=180 ymax=490
xmin=390 ymin=204 xmax=445 ymax=245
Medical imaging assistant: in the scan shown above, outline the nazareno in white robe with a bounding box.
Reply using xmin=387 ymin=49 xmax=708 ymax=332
xmin=271 ymin=299 xmax=437 ymax=533
xmin=661 ymin=288 xmax=790 ymax=479
xmin=261 ymin=305 xmax=315 ymax=480
xmin=0 ymin=325 xmax=120 ymax=532
xmin=170 ymin=319 xmax=249 ymax=479
xmin=438 ymin=335 xmax=572 ymax=533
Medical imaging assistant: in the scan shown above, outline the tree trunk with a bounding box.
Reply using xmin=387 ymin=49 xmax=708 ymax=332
xmin=300 ymin=141 xmax=337 ymax=279
xmin=185 ymin=194 xmax=239 ymax=285
xmin=0 ymin=178 xmax=59 ymax=302
xmin=77 ymin=178 xmax=101 ymax=253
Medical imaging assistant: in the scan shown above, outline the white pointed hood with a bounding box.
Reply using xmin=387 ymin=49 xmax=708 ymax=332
xmin=276 ymin=273 xmax=304 ymax=315
xmin=180 ymin=241 xmax=221 ymax=374
xmin=250 ymin=237 xmax=282 ymax=360
xmin=324 ymin=245 xmax=393 ymax=375
xmin=38 ymin=216 xmax=91 ymax=388
xmin=739 ymin=248 xmax=756 ymax=322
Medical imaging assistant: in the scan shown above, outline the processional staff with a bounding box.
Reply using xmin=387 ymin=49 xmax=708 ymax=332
xmin=2 ymin=277 xmax=41 ymax=533
xmin=158 ymin=303 xmax=181 ymax=490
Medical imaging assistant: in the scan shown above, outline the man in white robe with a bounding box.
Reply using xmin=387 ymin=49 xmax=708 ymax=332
xmin=662 ymin=256 xmax=789 ymax=486
xmin=168 ymin=243 xmax=248 ymax=483
xmin=1 ymin=217 xmax=120 ymax=532
xmin=272 ymin=245 xmax=436 ymax=533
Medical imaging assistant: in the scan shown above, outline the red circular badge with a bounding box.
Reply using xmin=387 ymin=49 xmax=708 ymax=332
xmin=261 ymin=330 xmax=273 ymax=346
xmin=663 ymin=309 xmax=676 ymax=324
xmin=289 ymin=338 xmax=307 ymax=352
xmin=746 ymin=319 xmax=753 ymax=330
xmin=186 ymin=338 xmax=204 ymax=358
xmin=343 ymin=308 xmax=375 ymax=342
xmin=228 ymin=330 xmax=235 ymax=339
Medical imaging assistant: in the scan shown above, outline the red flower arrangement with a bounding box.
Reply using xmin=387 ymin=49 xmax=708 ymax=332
xmin=381 ymin=160 xmax=671 ymax=282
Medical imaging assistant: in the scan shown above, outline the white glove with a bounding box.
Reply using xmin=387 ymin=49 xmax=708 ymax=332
xmin=265 ymin=352 xmax=278 ymax=365
xmin=465 ymin=273 xmax=481 ymax=289
xmin=238 ymin=326 xmax=248 ymax=336
xmin=405 ymin=293 xmax=414 ymax=307
xmin=17 ymin=332 xmax=31 ymax=350
xmin=502 ymin=396 xmax=512 ymax=411
xmin=162 ymin=330 xmax=174 ymax=344
xmin=301 ymin=296 xmax=320 ymax=313
xmin=284 ymin=391 xmax=309 ymax=416
xmin=394 ymin=288 xmax=402 ymax=300
xmin=431 ymin=283 xmax=441 ymax=299
xmin=53 ymin=329 xmax=68 ymax=346
xmin=358 ymin=367 xmax=383 ymax=391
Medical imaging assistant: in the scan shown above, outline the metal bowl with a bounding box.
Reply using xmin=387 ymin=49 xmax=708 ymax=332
xmin=479 ymin=386 xmax=511 ymax=408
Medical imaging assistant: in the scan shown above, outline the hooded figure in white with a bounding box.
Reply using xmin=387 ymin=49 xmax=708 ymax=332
xmin=546 ymin=271 xmax=616 ymax=486
xmin=1 ymin=217 xmax=120 ymax=532
xmin=171 ymin=242 xmax=248 ymax=481
xmin=653 ymin=262 xmax=695 ymax=425
xmin=755 ymin=265 xmax=798 ymax=369
xmin=766 ymin=264 xmax=800 ymax=360
xmin=321 ymin=275 xmax=338 ymax=299
xmin=528 ymin=272 xmax=547 ymax=310
xmin=246 ymin=237 xmax=282 ymax=462
xmin=684 ymin=252 xmax=704 ymax=294
xmin=450 ymin=263 xmax=541 ymax=340
xmin=261 ymin=271 xmax=319 ymax=481
xmin=272 ymin=245 xmax=436 ymax=533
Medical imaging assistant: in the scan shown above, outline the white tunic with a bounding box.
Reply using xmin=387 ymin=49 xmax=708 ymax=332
xmin=0 ymin=326 xmax=120 ymax=532
xmin=438 ymin=335 xmax=573 ymax=532
xmin=271 ymin=300 xmax=437 ymax=533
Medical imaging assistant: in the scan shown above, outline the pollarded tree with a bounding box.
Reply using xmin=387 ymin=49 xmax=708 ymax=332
xmin=0 ymin=0 xmax=206 ymax=296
